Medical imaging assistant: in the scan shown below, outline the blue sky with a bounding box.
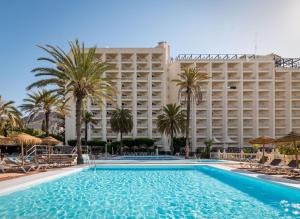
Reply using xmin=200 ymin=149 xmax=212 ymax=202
xmin=1 ymin=0 xmax=300 ymax=106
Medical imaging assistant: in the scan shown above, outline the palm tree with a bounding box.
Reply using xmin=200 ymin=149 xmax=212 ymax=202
xmin=28 ymin=39 xmax=116 ymax=164
xmin=157 ymin=103 xmax=185 ymax=154
xmin=110 ymin=108 xmax=133 ymax=149
xmin=0 ymin=96 xmax=23 ymax=136
xmin=20 ymin=90 xmax=60 ymax=136
xmin=172 ymin=67 xmax=209 ymax=158
xmin=82 ymin=111 xmax=96 ymax=146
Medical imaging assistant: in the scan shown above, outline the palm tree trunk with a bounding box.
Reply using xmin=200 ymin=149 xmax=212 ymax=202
xmin=185 ymin=89 xmax=191 ymax=159
xmin=85 ymin=121 xmax=88 ymax=146
xmin=170 ymin=123 xmax=174 ymax=155
xmin=120 ymin=132 xmax=123 ymax=154
xmin=76 ymin=96 xmax=84 ymax=164
xmin=45 ymin=111 xmax=50 ymax=136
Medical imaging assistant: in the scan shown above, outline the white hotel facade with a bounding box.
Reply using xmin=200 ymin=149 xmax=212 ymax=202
xmin=65 ymin=42 xmax=300 ymax=152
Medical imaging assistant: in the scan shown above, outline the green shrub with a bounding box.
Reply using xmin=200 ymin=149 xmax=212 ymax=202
xmin=87 ymin=140 xmax=106 ymax=147
xmin=67 ymin=139 xmax=78 ymax=146
xmin=173 ymin=137 xmax=186 ymax=153
xmin=122 ymin=138 xmax=134 ymax=147
xmin=277 ymin=145 xmax=297 ymax=155
xmin=134 ymin=138 xmax=154 ymax=147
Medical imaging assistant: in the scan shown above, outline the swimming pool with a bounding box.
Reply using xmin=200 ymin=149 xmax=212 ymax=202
xmin=0 ymin=165 xmax=299 ymax=218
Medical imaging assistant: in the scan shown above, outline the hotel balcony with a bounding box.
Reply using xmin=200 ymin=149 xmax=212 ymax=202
xmin=137 ymin=54 xmax=149 ymax=63
xmin=212 ymin=72 xmax=224 ymax=80
xmin=292 ymin=91 xmax=300 ymax=99
xmin=259 ymin=119 xmax=270 ymax=127
xmin=212 ymin=82 xmax=224 ymax=90
xmin=275 ymin=110 xmax=286 ymax=118
xmin=122 ymin=92 xmax=132 ymax=99
xmin=292 ymin=110 xmax=300 ymax=117
xmin=137 ymin=120 xmax=148 ymax=128
xmin=292 ymin=82 xmax=300 ymax=90
xmin=227 ymin=101 xmax=238 ymax=109
xmin=122 ymin=73 xmax=133 ymax=81
xmin=152 ymin=83 xmax=161 ymax=91
xmin=137 ymin=63 xmax=149 ymax=71
xmin=212 ymin=63 xmax=224 ymax=72
xmin=137 ymin=129 xmax=148 ymax=136
xmin=106 ymin=102 xmax=115 ymax=109
xmin=152 ymin=130 xmax=161 ymax=137
xmin=137 ymin=101 xmax=148 ymax=109
xmin=121 ymin=101 xmax=132 ymax=108
xmin=243 ymin=72 xmax=255 ymax=80
xmin=227 ymin=92 xmax=238 ymax=100
xmin=137 ymin=92 xmax=148 ymax=100
xmin=152 ymin=101 xmax=161 ymax=109
xmin=292 ymin=101 xmax=300 ymax=109
xmin=91 ymin=102 xmax=100 ymax=109
xmin=228 ymin=110 xmax=238 ymax=118
xmin=212 ymin=91 xmax=223 ymax=100
xmin=152 ymin=75 xmax=162 ymax=81
xmin=105 ymin=54 xmax=118 ymax=63
xmin=212 ymin=120 xmax=222 ymax=128
xmin=137 ymin=73 xmax=148 ymax=81
xmin=228 ymin=127 xmax=238 ymax=136
xmin=122 ymin=82 xmax=132 ymax=91
xmin=122 ymin=63 xmax=134 ymax=71
xmin=243 ymin=63 xmax=255 ymax=72
xmin=121 ymin=54 xmax=133 ymax=63
xmin=92 ymin=111 xmax=102 ymax=119
xmin=259 ymin=110 xmax=270 ymax=118
xmin=180 ymin=63 xmax=193 ymax=71
xmin=137 ymin=82 xmax=148 ymax=91
xmin=227 ymin=63 xmax=239 ymax=72
xmin=212 ymin=101 xmax=222 ymax=109
xmin=91 ymin=130 xmax=102 ymax=138
xmin=275 ymin=81 xmax=286 ymax=90
xmin=152 ymin=92 xmax=161 ymax=100
xmin=243 ymin=110 xmax=253 ymax=118
xmin=152 ymin=64 xmax=163 ymax=71
xmin=228 ymin=119 xmax=238 ymax=127
xmin=152 ymin=53 xmax=163 ymax=63
xmin=137 ymin=111 xmax=148 ymax=119
xmin=152 ymin=110 xmax=159 ymax=117
xmin=197 ymin=110 xmax=207 ymax=118
xmin=292 ymin=72 xmax=300 ymax=80
xmin=258 ymin=72 xmax=272 ymax=80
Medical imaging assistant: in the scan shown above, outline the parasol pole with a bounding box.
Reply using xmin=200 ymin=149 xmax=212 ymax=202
xmin=48 ymin=144 xmax=51 ymax=162
xmin=21 ymin=142 xmax=24 ymax=165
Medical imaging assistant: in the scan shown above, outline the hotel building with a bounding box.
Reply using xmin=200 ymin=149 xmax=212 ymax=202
xmin=65 ymin=42 xmax=300 ymax=152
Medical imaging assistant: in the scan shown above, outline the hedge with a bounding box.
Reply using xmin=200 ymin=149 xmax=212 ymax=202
xmin=67 ymin=139 xmax=106 ymax=147
xmin=134 ymin=138 xmax=154 ymax=147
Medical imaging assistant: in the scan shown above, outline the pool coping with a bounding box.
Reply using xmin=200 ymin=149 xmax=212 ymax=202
xmin=0 ymin=162 xmax=299 ymax=196
xmin=0 ymin=166 xmax=84 ymax=196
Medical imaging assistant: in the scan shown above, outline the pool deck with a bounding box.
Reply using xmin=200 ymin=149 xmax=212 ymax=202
xmin=0 ymin=161 xmax=299 ymax=196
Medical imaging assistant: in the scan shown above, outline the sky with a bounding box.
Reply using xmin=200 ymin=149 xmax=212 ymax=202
xmin=1 ymin=0 xmax=300 ymax=106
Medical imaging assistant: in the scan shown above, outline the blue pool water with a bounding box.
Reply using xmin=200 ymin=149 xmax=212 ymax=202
xmin=0 ymin=165 xmax=300 ymax=218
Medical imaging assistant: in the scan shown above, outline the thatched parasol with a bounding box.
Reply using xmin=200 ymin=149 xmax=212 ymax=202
xmin=11 ymin=133 xmax=42 ymax=165
xmin=249 ymin=136 xmax=274 ymax=163
xmin=42 ymin=136 xmax=63 ymax=161
xmin=0 ymin=136 xmax=16 ymax=145
xmin=42 ymin=136 xmax=63 ymax=145
xmin=274 ymin=131 xmax=300 ymax=168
